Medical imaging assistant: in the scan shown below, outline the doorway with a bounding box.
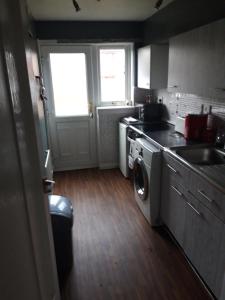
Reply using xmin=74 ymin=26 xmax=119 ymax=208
xmin=41 ymin=45 xmax=97 ymax=171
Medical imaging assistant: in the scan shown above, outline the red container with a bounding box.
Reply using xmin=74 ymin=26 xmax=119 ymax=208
xmin=201 ymin=128 xmax=216 ymax=143
xmin=184 ymin=114 xmax=208 ymax=141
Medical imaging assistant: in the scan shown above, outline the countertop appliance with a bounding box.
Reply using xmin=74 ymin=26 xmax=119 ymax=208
xmin=133 ymin=138 xmax=161 ymax=226
xmin=175 ymin=116 xmax=185 ymax=135
xmin=136 ymin=103 xmax=163 ymax=122
xmin=184 ymin=114 xmax=208 ymax=140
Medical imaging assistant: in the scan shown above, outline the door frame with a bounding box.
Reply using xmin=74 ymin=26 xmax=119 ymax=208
xmin=39 ymin=42 xmax=98 ymax=170
xmin=1 ymin=2 xmax=60 ymax=299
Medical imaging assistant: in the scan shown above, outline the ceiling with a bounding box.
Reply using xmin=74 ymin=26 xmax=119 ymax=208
xmin=26 ymin=0 xmax=174 ymax=21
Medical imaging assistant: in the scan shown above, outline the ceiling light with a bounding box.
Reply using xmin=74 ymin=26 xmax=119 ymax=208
xmin=72 ymin=0 xmax=101 ymax=12
xmin=154 ymin=0 xmax=163 ymax=10
xmin=72 ymin=0 xmax=81 ymax=12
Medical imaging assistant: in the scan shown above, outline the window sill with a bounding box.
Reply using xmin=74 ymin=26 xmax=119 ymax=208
xmin=96 ymin=105 xmax=134 ymax=110
xmin=96 ymin=105 xmax=135 ymax=116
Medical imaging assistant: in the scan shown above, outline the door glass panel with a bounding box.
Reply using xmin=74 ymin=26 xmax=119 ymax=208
xmin=99 ymin=49 xmax=125 ymax=102
xmin=50 ymin=53 xmax=89 ymax=117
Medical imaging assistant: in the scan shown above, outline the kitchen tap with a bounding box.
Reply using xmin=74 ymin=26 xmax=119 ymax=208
xmin=215 ymin=129 xmax=225 ymax=148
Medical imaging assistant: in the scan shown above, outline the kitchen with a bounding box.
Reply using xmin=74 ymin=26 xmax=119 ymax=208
xmin=1 ymin=0 xmax=225 ymax=300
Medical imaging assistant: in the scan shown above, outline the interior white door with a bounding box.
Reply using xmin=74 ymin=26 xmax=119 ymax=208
xmin=41 ymin=45 xmax=97 ymax=171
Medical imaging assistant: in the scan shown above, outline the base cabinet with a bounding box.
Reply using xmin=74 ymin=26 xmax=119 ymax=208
xmin=219 ymin=255 xmax=225 ymax=300
xmin=161 ymin=152 xmax=225 ymax=298
xmin=217 ymin=226 xmax=225 ymax=300
xmin=184 ymin=193 xmax=224 ymax=297
xmin=161 ymin=160 xmax=186 ymax=247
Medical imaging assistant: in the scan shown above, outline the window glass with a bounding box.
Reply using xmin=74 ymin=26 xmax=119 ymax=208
xmin=99 ymin=49 xmax=126 ymax=102
xmin=50 ymin=53 xmax=89 ymax=116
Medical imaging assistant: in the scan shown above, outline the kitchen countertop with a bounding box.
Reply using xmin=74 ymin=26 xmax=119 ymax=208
xmin=129 ymin=122 xmax=197 ymax=149
xmin=166 ymin=147 xmax=225 ymax=194
xmin=129 ymin=121 xmax=225 ymax=194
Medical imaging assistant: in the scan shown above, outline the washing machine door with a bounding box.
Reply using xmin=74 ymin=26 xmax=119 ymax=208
xmin=133 ymin=156 xmax=148 ymax=201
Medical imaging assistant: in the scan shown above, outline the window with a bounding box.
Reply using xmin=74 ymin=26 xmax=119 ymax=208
xmin=49 ymin=53 xmax=89 ymax=117
xmin=98 ymin=45 xmax=132 ymax=105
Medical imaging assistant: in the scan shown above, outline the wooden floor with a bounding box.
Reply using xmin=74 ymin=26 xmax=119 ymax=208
xmin=53 ymin=168 xmax=212 ymax=300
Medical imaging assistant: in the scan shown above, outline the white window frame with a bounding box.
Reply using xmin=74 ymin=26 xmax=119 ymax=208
xmin=38 ymin=41 xmax=134 ymax=108
xmin=95 ymin=43 xmax=133 ymax=107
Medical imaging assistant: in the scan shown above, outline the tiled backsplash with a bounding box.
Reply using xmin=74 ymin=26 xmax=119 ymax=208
xmin=134 ymin=87 xmax=154 ymax=104
xmin=154 ymin=89 xmax=225 ymax=128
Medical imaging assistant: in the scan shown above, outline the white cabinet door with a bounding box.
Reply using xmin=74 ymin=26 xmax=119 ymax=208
xmin=161 ymin=161 xmax=186 ymax=247
xmin=217 ymin=225 xmax=225 ymax=299
xmin=137 ymin=46 xmax=151 ymax=89
xmin=138 ymin=45 xmax=168 ymax=90
xmin=168 ymin=18 xmax=225 ymax=98
xmin=41 ymin=45 xmax=97 ymax=171
xmin=184 ymin=193 xmax=224 ymax=297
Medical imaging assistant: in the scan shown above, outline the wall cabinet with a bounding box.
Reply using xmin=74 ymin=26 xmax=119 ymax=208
xmin=161 ymin=152 xmax=225 ymax=298
xmin=168 ymin=18 xmax=225 ymax=98
xmin=138 ymin=44 xmax=169 ymax=90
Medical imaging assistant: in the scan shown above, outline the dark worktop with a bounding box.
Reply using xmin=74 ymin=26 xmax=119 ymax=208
xmin=129 ymin=121 xmax=225 ymax=193
xmin=129 ymin=122 xmax=195 ymax=149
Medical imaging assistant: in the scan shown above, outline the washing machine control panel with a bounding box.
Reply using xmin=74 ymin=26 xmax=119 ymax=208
xmin=127 ymin=128 xmax=142 ymax=140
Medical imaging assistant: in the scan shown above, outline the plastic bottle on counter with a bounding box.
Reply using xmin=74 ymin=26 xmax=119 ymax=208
xmin=201 ymin=106 xmax=216 ymax=143
xmin=207 ymin=105 xmax=214 ymax=129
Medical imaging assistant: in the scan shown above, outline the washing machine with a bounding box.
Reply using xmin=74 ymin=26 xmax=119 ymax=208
xmin=133 ymin=138 xmax=161 ymax=226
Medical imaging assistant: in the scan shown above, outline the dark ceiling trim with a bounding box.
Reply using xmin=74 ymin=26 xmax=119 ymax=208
xmin=144 ymin=0 xmax=225 ymax=44
xmin=34 ymin=0 xmax=225 ymax=44
xmin=35 ymin=21 xmax=144 ymax=42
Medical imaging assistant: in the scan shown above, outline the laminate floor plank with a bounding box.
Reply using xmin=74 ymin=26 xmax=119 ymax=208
xmin=53 ymin=169 xmax=212 ymax=300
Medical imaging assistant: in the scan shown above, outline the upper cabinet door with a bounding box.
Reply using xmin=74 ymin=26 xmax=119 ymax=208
xmin=168 ymin=18 xmax=225 ymax=98
xmin=137 ymin=46 xmax=151 ymax=89
xmin=138 ymin=44 xmax=168 ymax=90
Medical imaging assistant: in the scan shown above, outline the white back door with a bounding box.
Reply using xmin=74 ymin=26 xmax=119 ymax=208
xmin=41 ymin=45 xmax=97 ymax=171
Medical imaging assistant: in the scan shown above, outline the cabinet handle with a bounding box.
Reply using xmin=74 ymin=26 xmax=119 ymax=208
xmin=186 ymin=201 xmax=201 ymax=216
xmin=215 ymin=87 xmax=225 ymax=92
xmin=168 ymin=85 xmax=178 ymax=88
xmin=171 ymin=185 xmax=183 ymax=197
xmin=167 ymin=164 xmax=178 ymax=174
xmin=198 ymin=190 xmax=213 ymax=203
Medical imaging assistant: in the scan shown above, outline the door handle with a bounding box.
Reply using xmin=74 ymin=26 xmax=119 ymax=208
xmin=89 ymin=102 xmax=94 ymax=119
xmin=43 ymin=179 xmax=55 ymax=193
xmin=45 ymin=179 xmax=55 ymax=184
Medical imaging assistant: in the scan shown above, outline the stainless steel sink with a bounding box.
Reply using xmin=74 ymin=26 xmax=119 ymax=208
xmin=175 ymin=147 xmax=225 ymax=165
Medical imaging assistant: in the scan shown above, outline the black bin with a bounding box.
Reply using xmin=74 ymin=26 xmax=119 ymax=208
xmin=48 ymin=195 xmax=74 ymax=282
